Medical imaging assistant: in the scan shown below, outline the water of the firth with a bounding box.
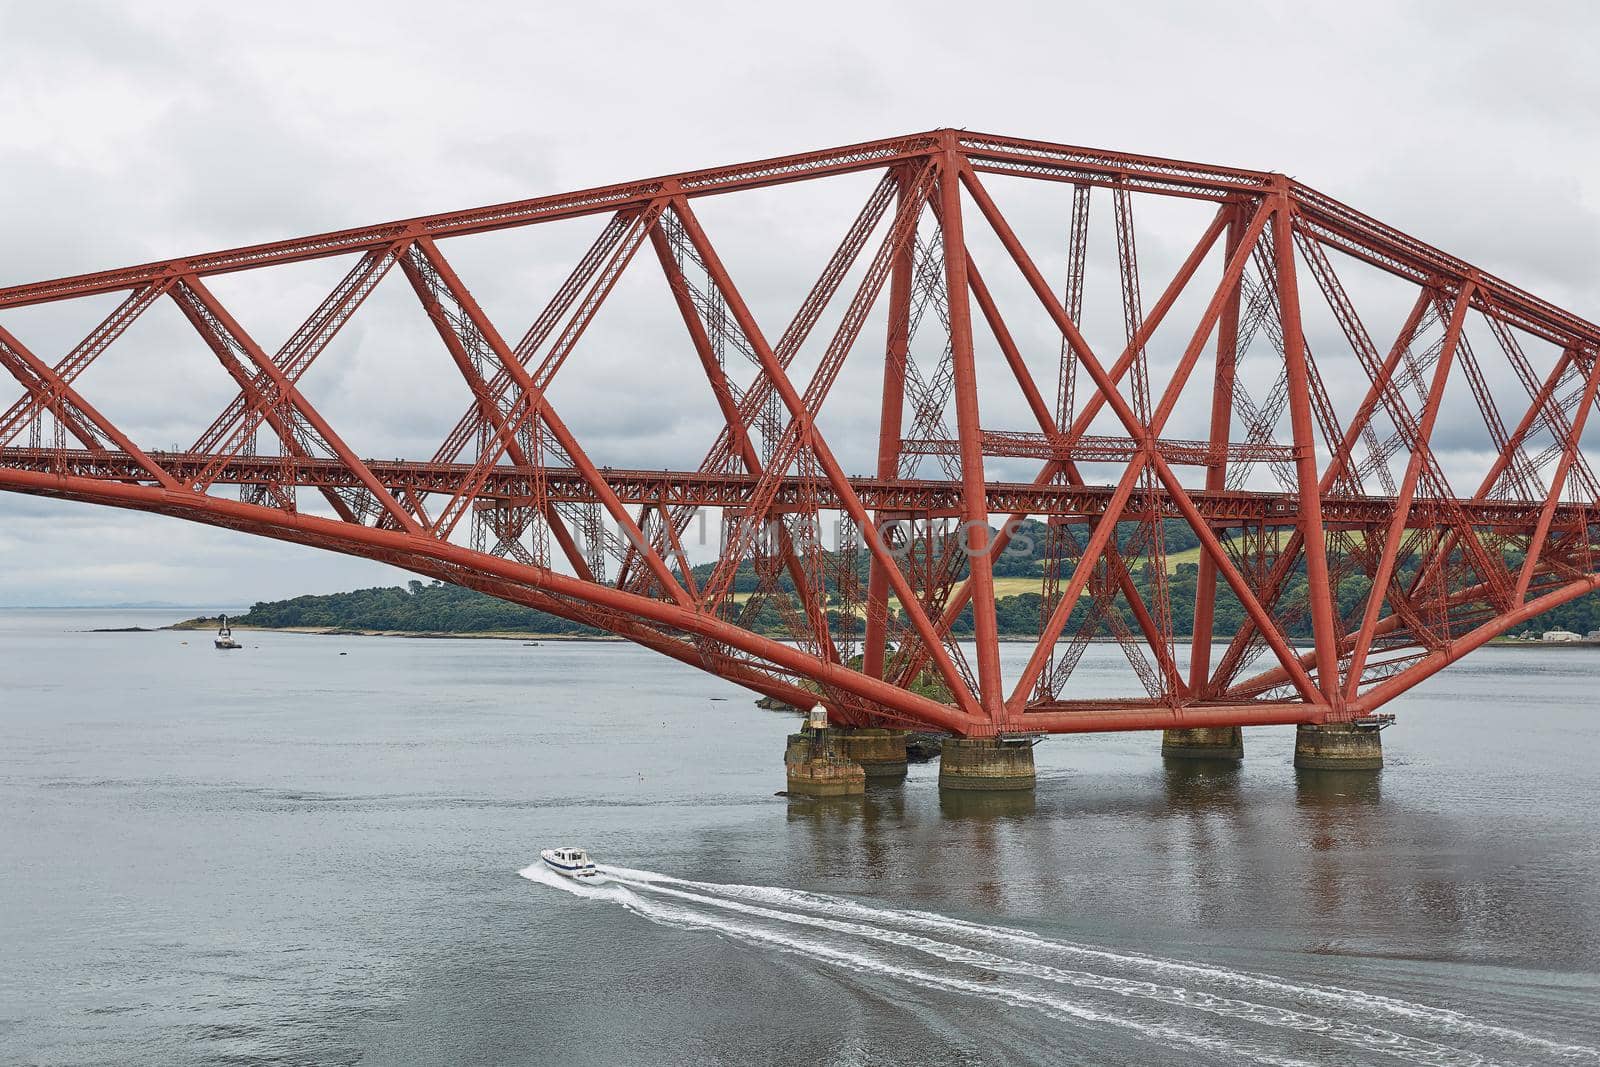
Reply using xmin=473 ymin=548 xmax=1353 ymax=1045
xmin=2 ymin=608 xmax=1598 ymax=1066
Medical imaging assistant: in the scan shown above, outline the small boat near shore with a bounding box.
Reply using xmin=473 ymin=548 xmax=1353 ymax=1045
xmin=214 ymin=615 xmax=241 ymax=651
xmin=540 ymin=846 xmax=597 ymax=879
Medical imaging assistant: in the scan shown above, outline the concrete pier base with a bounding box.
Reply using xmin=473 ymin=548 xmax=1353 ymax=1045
xmin=1293 ymin=722 xmax=1383 ymax=771
xmin=938 ymin=737 xmax=1037 ymax=791
xmin=1161 ymin=726 xmax=1244 ymax=761
xmin=784 ymin=730 xmax=866 ymax=797
xmin=835 ymin=728 xmax=909 ymax=781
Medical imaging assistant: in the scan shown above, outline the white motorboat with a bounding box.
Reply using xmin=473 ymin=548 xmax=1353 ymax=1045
xmin=540 ymin=846 xmax=597 ymax=879
xmin=214 ymin=615 xmax=241 ymax=651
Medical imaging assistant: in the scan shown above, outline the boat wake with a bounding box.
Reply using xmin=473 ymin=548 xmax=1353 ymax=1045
xmin=519 ymin=863 xmax=1598 ymax=1066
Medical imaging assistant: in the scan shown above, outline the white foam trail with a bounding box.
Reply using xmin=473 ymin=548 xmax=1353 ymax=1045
xmin=612 ymin=867 xmax=1599 ymax=1062
xmin=523 ymin=863 xmax=1598 ymax=1065
xmin=602 ymin=874 xmax=1489 ymax=1067
xmin=521 ymin=864 xmax=1316 ymax=1066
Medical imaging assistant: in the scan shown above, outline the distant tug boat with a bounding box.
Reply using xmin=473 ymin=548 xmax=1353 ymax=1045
xmin=540 ymin=846 xmax=597 ymax=879
xmin=214 ymin=615 xmax=241 ymax=651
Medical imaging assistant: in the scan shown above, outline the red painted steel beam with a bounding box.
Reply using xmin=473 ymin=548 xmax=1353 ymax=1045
xmin=1271 ymin=192 xmax=1340 ymax=702
xmin=7 ymin=127 xmax=1593 ymax=360
xmin=897 ymin=204 xmax=1234 ymax=688
xmin=1341 ymin=284 xmax=1473 ymax=696
xmin=0 ymin=327 xmax=179 ymax=489
xmin=936 ymin=145 xmax=1004 ymax=719
xmin=963 ymin=252 xmax=1187 ymax=700
xmin=1204 ymin=287 xmax=1438 ymax=696
xmin=667 ymin=190 xmax=984 ymax=718
xmin=176 ymin=276 xmax=421 ymax=532
xmin=0 ymin=134 xmax=947 ymax=308
xmin=1021 ymin=702 xmax=1325 ymax=734
xmin=2 ymin=449 xmax=1584 ymax=531
xmin=902 ymin=430 xmax=1295 ymax=467
xmin=1352 ymin=570 xmax=1600 ymax=713
xmin=0 ymin=464 xmax=982 ymax=735
xmin=0 ymin=283 xmax=168 ymax=447
xmin=0 ymin=458 xmax=1368 ymax=737
xmin=8 ymin=130 xmax=1600 ymax=732
xmin=863 ymin=168 xmax=917 ymax=681
xmin=646 ymin=219 xmax=840 ymax=663
xmin=1514 ymin=349 xmax=1600 ymax=603
xmin=1189 ymin=205 xmax=1246 ymax=690
xmin=957 ymin=167 xmax=1323 ymax=704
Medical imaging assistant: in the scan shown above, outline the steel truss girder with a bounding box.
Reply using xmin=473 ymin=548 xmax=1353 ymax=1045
xmin=5 ymin=448 xmax=1588 ymax=531
xmin=5 ymin=129 xmax=1600 ymax=736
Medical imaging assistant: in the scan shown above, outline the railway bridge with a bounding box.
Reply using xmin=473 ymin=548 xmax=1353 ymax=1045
xmin=3 ymin=130 xmax=1595 ymax=792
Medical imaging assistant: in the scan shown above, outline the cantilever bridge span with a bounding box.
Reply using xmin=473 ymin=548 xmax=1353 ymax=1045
xmin=2 ymin=129 xmax=1598 ymax=739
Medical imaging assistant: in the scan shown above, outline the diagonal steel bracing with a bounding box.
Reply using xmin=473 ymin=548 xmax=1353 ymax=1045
xmin=4 ymin=129 xmax=1600 ymax=736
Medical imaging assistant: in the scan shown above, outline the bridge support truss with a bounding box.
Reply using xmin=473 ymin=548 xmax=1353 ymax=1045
xmin=3 ymin=129 xmax=1598 ymax=742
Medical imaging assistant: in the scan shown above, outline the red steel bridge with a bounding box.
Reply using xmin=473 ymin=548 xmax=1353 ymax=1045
xmin=2 ymin=129 xmax=1597 ymax=738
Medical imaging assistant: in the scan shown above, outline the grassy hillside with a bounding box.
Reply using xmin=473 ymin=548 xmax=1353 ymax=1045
xmin=183 ymin=524 xmax=1600 ymax=641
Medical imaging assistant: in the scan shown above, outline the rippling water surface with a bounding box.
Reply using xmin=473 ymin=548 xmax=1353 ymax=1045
xmin=2 ymin=609 xmax=1597 ymax=1065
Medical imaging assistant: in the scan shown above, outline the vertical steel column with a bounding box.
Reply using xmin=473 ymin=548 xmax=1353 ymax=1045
xmin=895 ymin=210 xmax=1231 ymax=689
xmin=937 ymin=145 xmax=1005 ymax=720
xmin=1272 ymin=189 xmax=1340 ymax=704
xmin=864 ymin=167 xmax=916 ymax=681
xmin=1189 ymin=203 xmax=1245 ymax=691
xmin=962 ymin=170 xmax=1318 ymax=702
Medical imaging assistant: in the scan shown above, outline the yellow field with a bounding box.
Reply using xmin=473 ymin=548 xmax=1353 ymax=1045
xmin=727 ymin=550 xmax=1195 ymax=609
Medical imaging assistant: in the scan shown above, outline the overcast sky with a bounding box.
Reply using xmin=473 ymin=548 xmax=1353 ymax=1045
xmin=2 ymin=1 xmax=1598 ymax=608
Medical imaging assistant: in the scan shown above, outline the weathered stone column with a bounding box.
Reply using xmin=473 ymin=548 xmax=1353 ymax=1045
xmin=835 ymin=728 xmax=910 ymax=781
xmin=1293 ymin=722 xmax=1383 ymax=770
xmin=938 ymin=737 xmax=1036 ymax=791
xmin=1161 ymin=726 xmax=1244 ymax=761
xmin=784 ymin=729 xmax=866 ymax=796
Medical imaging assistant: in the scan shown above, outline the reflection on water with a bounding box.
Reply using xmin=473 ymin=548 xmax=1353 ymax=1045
xmin=2 ymin=611 xmax=1599 ymax=1064
xmin=1161 ymin=759 xmax=1243 ymax=811
xmin=1295 ymin=767 xmax=1383 ymax=806
xmin=937 ymin=788 xmax=1039 ymax=821
xmin=771 ymin=725 xmax=1600 ymax=981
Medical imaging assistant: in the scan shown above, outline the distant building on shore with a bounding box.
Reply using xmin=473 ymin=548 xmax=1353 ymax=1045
xmin=1542 ymin=629 xmax=1584 ymax=643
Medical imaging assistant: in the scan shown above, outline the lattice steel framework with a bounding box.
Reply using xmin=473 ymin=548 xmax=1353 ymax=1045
xmin=3 ymin=129 xmax=1598 ymax=737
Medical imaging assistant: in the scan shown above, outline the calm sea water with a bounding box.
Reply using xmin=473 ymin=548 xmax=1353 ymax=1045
xmin=1 ymin=608 xmax=1597 ymax=1065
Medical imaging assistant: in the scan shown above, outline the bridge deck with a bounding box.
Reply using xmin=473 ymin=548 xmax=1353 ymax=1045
xmin=0 ymin=448 xmax=1587 ymax=532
